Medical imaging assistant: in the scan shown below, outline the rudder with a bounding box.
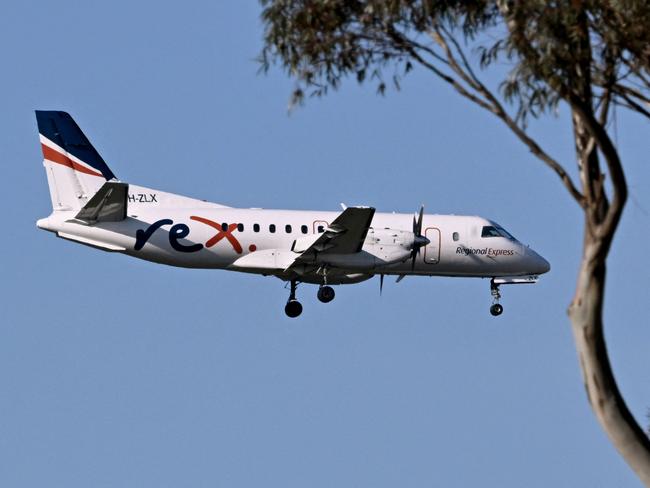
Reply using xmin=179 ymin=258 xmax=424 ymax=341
xmin=36 ymin=111 xmax=117 ymax=211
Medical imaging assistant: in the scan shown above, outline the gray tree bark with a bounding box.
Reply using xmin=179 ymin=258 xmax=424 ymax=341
xmin=569 ymin=242 xmax=650 ymax=485
xmin=568 ymin=97 xmax=650 ymax=485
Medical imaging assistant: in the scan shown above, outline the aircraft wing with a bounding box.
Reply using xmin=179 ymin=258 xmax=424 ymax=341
xmin=288 ymin=206 xmax=375 ymax=268
xmin=75 ymin=181 xmax=128 ymax=224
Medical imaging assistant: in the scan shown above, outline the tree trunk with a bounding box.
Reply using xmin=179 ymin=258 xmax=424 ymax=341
xmin=569 ymin=238 xmax=650 ymax=485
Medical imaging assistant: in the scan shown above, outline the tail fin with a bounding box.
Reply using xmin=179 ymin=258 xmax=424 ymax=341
xmin=36 ymin=111 xmax=117 ymax=211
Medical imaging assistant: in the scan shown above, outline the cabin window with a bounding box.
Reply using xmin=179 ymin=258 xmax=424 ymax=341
xmin=237 ymin=223 xmax=244 ymax=232
xmin=452 ymin=232 xmax=459 ymax=241
xmin=221 ymin=223 xmax=228 ymax=231
xmin=301 ymin=225 xmax=308 ymax=234
xmin=285 ymin=224 xmax=292 ymax=233
xmin=269 ymin=224 xmax=276 ymax=233
xmin=317 ymin=225 xmax=325 ymax=233
xmin=253 ymin=223 xmax=260 ymax=233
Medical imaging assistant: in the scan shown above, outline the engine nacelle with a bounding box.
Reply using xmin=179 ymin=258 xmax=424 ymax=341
xmin=316 ymin=227 xmax=414 ymax=270
xmin=363 ymin=227 xmax=414 ymax=265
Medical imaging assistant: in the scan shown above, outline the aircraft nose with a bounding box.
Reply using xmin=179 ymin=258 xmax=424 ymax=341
xmin=525 ymin=247 xmax=551 ymax=275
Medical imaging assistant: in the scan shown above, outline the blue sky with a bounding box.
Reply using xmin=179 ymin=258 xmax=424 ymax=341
xmin=1 ymin=2 xmax=649 ymax=487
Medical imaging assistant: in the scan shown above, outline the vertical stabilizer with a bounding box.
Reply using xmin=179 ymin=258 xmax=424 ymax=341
xmin=35 ymin=111 xmax=117 ymax=211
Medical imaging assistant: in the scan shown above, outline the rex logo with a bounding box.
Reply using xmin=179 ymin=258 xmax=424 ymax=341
xmin=134 ymin=217 xmax=243 ymax=254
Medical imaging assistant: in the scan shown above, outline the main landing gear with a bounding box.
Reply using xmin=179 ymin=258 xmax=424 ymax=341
xmin=490 ymin=279 xmax=504 ymax=316
xmin=316 ymin=266 xmax=335 ymax=303
xmin=285 ymin=281 xmax=303 ymax=318
xmin=317 ymin=285 xmax=335 ymax=303
xmin=283 ymin=281 xmax=337 ymax=318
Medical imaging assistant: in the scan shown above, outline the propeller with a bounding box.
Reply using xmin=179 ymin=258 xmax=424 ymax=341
xmin=411 ymin=205 xmax=430 ymax=270
xmin=380 ymin=274 xmax=406 ymax=295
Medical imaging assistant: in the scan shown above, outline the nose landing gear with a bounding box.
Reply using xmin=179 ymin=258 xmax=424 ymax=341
xmin=490 ymin=303 xmax=503 ymax=316
xmin=285 ymin=280 xmax=302 ymax=318
xmin=490 ymin=279 xmax=504 ymax=316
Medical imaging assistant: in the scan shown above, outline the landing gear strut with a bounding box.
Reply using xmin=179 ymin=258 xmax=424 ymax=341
xmin=315 ymin=265 xmax=336 ymax=303
xmin=317 ymin=285 xmax=335 ymax=303
xmin=490 ymin=279 xmax=504 ymax=316
xmin=285 ymin=280 xmax=302 ymax=318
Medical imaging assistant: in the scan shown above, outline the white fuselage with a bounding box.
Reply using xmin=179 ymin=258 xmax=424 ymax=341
xmin=37 ymin=184 xmax=550 ymax=285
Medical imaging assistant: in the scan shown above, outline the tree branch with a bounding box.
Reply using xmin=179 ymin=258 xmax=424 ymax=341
xmin=426 ymin=29 xmax=586 ymax=207
xmin=567 ymin=94 xmax=627 ymax=256
xmin=614 ymin=83 xmax=650 ymax=105
xmin=615 ymin=98 xmax=650 ymax=120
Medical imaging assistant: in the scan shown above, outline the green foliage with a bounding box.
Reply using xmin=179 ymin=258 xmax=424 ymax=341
xmin=259 ymin=0 xmax=650 ymax=123
xmin=258 ymin=6 xmax=650 ymax=484
xmin=259 ymin=1 xmax=498 ymax=106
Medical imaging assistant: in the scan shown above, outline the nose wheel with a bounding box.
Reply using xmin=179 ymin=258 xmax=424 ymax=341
xmin=285 ymin=280 xmax=303 ymax=318
xmin=490 ymin=303 xmax=503 ymax=316
xmin=490 ymin=279 xmax=504 ymax=316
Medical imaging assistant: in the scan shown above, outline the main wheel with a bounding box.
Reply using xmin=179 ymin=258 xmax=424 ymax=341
xmin=317 ymin=285 xmax=335 ymax=303
xmin=285 ymin=300 xmax=303 ymax=318
xmin=490 ymin=303 xmax=503 ymax=316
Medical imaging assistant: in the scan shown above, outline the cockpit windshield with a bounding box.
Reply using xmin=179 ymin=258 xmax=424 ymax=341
xmin=481 ymin=225 xmax=516 ymax=240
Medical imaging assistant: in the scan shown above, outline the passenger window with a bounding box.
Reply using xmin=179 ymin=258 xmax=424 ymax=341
xmin=301 ymin=225 xmax=308 ymax=234
xmin=221 ymin=223 xmax=228 ymax=231
xmin=453 ymin=232 xmax=459 ymax=241
xmin=253 ymin=223 xmax=260 ymax=233
xmin=285 ymin=224 xmax=292 ymax=233
xmin=317 ymin=225 xmax=324 ymax=233
xmin=237 ymin=223 xmax=244 ymax=232
xmin=269 ymin=224 xmax=276 ymax=233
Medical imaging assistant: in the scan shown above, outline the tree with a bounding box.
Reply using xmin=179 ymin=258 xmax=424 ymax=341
xmin=258 ymin=0 xmax=650 ymax=484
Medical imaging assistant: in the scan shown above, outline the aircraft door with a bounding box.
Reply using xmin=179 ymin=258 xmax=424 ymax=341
xmin=313 ymin=220 xmax=329 ymax=234
xmin=424 ymin=227 xmax=441 ymax=264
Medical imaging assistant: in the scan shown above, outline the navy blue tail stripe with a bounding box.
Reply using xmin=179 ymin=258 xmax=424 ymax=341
xmin=35 ymin=111 xmax=116 ymax=180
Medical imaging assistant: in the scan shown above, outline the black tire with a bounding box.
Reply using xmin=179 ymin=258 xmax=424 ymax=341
xmin=490 ymin=303 xmax=504 ymax=316
xmin=285 ymin=300 xmax=303 ymax=318
xmin=317 ymin=285 xmax=336 ymax=303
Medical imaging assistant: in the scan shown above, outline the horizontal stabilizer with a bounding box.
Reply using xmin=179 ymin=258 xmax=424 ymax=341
xmin=57 ymin=232 xmax=126 ymax=252
xmin=75 ymin=181 xmax=128 ymax=224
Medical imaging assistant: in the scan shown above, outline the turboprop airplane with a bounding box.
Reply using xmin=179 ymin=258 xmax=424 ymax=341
xmin=35 ymin=111 xmax=550 ymax=318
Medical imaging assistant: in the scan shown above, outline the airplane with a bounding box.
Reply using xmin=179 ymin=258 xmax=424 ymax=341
xmin=34 ymin=111 xmax=550 ymax=318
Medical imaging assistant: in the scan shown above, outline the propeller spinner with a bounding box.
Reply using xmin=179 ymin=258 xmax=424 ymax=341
xmin=411 ymin=205 xmax=430 ymax=270
xmin=379 ymin=206 xmax=430 ymax=294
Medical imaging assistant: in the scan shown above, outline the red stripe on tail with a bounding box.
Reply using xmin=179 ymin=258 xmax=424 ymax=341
xmin=41 ymin=143 xmax=103 ymax=178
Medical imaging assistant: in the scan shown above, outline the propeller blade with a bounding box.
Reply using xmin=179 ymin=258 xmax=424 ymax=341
xmin=409 ymin=205 xmax=427 ymax=270
xmin=413 ymin=205 xmax=424 ymax=236
xmin=380 ymin=274 xmax=384 ymax=296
